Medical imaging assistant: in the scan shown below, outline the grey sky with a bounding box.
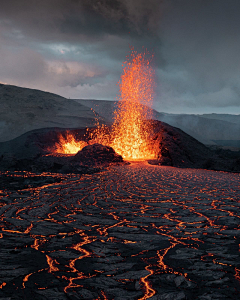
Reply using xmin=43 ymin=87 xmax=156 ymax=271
xmin=0 ymin=0 xmax=240 ymax=114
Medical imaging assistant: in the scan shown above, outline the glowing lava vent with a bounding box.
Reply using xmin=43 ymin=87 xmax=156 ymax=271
xmin=50 ymin=48 xmax=158 ymax=160
xmin=110 ymin=47 xmax=157 ymax=160
xmin=52 ymin=132 xmax=87 ymax=154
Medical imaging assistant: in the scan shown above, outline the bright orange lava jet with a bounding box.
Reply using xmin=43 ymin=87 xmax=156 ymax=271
xmin=51 ymin=47 xmax=158 ymax=160
xmin=110 ymin=47 xmax=157 ymax=160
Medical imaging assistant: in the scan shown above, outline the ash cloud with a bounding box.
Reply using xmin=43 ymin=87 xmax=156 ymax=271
xmin=0 ymin=0 xmax=162 ymax=40
xmin=157 ymin=0 xmax=240 ymax=113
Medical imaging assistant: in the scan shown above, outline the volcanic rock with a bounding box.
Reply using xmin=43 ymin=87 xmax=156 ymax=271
xmin=0 ymin=127 xmax=88 ymax=160
xmin=0 ymin=121 xmax=239 ymax=173
xmin=0 ymin=160 xmax=240 ymax=299
xmin=0 ymin=127 xmax=100 ymax=174
xmin=72 ymin=143 xmax=123 ymax=166
xmin=148 ymin=120 xmax=213 ymax=168
xmin=149 ymin=120 xmax=240 ymax=172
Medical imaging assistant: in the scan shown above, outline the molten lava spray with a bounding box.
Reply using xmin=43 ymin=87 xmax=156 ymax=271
xmin=110 ymin=48 xmax=156 ymax=160
xmin=52 ymin=132 xmax=87 ymax=154
xmin=50 ymin=47 xmax=157 ymax=160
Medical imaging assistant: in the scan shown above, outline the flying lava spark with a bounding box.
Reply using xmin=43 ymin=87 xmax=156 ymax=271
xmin=110 ymin=47 xmax=157 ymax=160
xmin=50 ymin=132 xmax=87 ymax=154
xmin=51 ymin=47 xmax=158 ymax=161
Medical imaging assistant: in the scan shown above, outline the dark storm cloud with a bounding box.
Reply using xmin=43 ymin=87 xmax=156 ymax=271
xmin=0 ymin=0 xmax=162 ymax=41
xmin=0 ymin=0 xmax=240 ymax=113
xmin=0 ymin=0 xmax=162 ymax=99
xmin=157 ymin=0 xmax=240 ymax=112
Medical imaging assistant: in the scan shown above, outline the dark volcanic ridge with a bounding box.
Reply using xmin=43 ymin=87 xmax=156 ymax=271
xmin=0 ymin=83 xmax=106 ymax=143
xmin=1 ymin=83 xmax=240 ymax=148
xmin=0 ymin=120 xmax=239 ymax=173
xmin=0 ymin=127 xmax=124 ymax=174
xmin=150 ymin=121 xmax=240 ymax=172
xmin=75 ymin=99 xmax=240 ymax=146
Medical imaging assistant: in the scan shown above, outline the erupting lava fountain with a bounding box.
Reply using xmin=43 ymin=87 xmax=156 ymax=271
xmin=110 ymin=47 xmax=157 ymax=160
xmin=51 ymin=47 xmax=158 ymax=160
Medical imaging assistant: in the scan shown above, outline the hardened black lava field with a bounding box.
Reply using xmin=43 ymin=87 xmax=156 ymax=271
xmin=0 ymin=162 xmax=240 ymax=299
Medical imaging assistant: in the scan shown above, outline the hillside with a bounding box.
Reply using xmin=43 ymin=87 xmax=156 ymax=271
xmin=0 ymin=120 xmax=239 ymax=173
xmin=0 ymin=84 xmax=103 ymax=142
xmin=154 ymin=112 xmax=240 ymax=144
xmin=75 ymin=99 xmax=240 ymax=146
xmin=201 ymin=113 xmax=240 ymax=124
xmin=1 ymin=85 xmax=239 ymax=148
xmin=74 ymin=99 xmax=117 ymax=121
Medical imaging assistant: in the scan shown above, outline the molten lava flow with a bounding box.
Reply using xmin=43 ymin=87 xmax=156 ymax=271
xmin=110 ymin=48 xmax=157 ymax=160
xmin=52 ymin=132 xmax=87 ymax=154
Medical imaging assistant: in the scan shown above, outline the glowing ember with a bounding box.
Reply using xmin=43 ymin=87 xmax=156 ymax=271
xmin=110 ymin=47 xmax=157 ymax=160
xmin=52 ymin=132 xmax=87 ymax=154
xmin=51 ymin=47 xmax=158 ymax=160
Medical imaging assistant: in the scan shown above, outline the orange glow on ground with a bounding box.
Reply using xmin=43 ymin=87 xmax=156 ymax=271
xmin=1 ymin=168 xmax=240 ymax=298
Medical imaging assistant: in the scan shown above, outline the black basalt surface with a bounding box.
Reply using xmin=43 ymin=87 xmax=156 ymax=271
xmin=0 ymin=164 xmax=239 ymax=299
xmin=73 ymin=143 xmax=124 ymax=166
xmin=148 ymin=120 xmax=240 ymax=172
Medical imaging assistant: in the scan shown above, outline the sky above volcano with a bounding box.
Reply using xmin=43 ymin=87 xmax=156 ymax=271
xmin=1 ymin=0 xmax=240 ymax=114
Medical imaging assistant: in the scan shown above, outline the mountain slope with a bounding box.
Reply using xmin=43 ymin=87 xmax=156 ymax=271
xmin=74 ymin=99 xmax=117 ymax=121
xmin=75 ymin=99 xmax=240 ymax=145
xmin=1 ymin=120 xmax=239 ymax=173
xmin=154 ymin=112 xmax=240 ymax=143
xmin=201 ymin=113 xmax=240 ymax=124
xmin=0 ymin=84 xmax=102 ymax=142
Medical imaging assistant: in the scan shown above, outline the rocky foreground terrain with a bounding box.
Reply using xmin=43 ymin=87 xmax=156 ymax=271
xmin=0 ymin=163 xmax=239 ymax=299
